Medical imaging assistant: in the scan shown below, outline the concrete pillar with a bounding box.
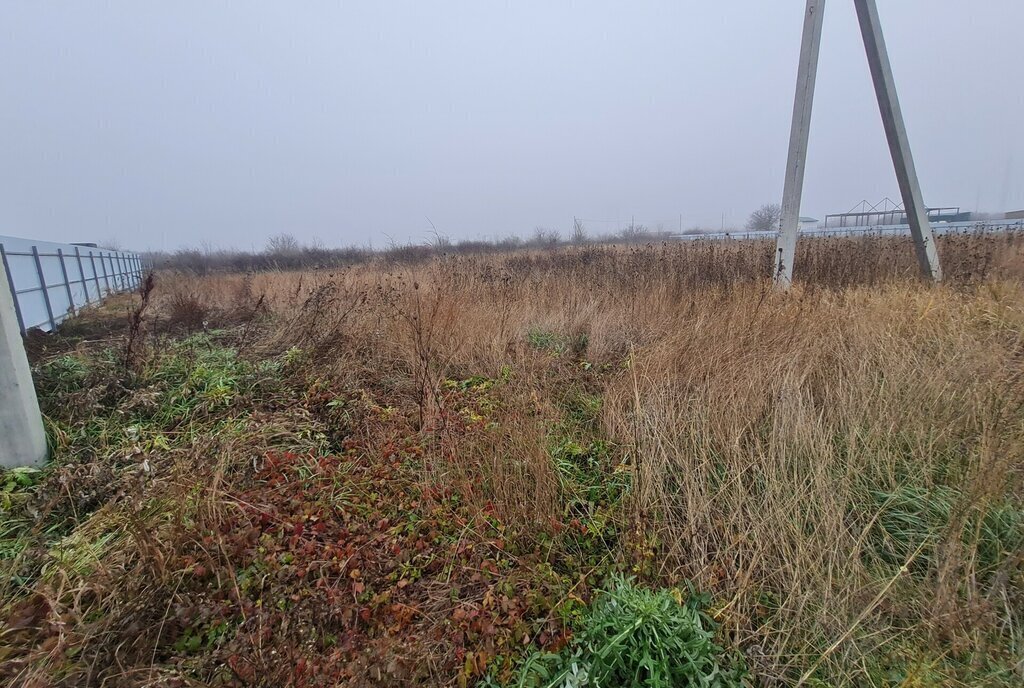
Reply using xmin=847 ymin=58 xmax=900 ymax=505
xmin=0 ymin=257 xmax=47 ymax=467
xmin=775 ymin=0 xmax=826 ymax=288
xmin=853 ymin=0 xmax=942 ymax=282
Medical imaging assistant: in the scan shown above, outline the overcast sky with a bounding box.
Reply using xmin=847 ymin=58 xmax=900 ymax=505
xmin=1 ymin=1 xmax=1021 ymax=251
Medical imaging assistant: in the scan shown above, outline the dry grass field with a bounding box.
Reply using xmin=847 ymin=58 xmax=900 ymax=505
xmin=2 ymin=233 xmax=1023 ymax=686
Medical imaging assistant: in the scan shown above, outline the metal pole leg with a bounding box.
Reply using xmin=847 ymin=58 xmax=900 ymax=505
xmin=775 ymin=0 xmax=826 ymax=289
xmin=853 ymin=0 xmax=942 ymax=282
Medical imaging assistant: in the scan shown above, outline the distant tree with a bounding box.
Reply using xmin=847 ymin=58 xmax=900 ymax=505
xmin=429 ymin=231 xmax=452 ymax=251
xmin=496 ymin=235 xmax=523 ymax=250
xmin=532 ymin=227 xmax=561 ymax=247
xmin=426 ymin=218 xmax=451 ymax=251
xmin=173 ymin=247 xmax=207 ymax=275
xmin=651 ymin=223 xmax=674 ymax=240
xmin=746 ymin=203 xmax=783 ymax=232
xmin=572 ymin=218 xmax=587 ymax=244
xmin=618 ymin=223 xmax=651 ymax=243
xmin=265 ymin=233 xmax=300 ymax=255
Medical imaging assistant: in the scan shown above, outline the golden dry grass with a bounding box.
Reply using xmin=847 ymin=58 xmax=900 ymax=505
xmin=4 ymin=233 xmax=1022 ymax=686
xmin=146 ymin=234 xmax=1024 ymax=684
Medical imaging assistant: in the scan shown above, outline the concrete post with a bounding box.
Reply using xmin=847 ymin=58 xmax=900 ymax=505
xmin=0 ymin=256 xmax=48 ymax=467
xmin=775 ymin=0 xmax=826 ymax=288
xmin=853 ymin=0 xmax=942 ymax=281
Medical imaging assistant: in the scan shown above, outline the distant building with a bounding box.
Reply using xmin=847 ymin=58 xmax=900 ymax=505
xmin=1007 ymin=210 xmax=1024 ymax=221
xmin=799 ymin=216 xmax=819 ymax=230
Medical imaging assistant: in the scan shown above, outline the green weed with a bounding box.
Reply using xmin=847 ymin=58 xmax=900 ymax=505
xmin=868 ymin=485 xmax=1023 ymax=577
xmin=506 ymin=576 xmax=745 ymax=688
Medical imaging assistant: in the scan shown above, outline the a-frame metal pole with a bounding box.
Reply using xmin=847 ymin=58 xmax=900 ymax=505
xmin=775 ymin=0 xmax=826 ymax=288
xmin=853 ymin=0 xmax=941 ymax=282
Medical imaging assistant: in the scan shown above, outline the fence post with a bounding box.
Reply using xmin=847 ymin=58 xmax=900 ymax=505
xmin=100 ymin=252 xmax=111 ymax=294
xmin=0 ymin=243 xmax=26 ymax=335
xmin=88 ymin=251 xmax=101 ymax=298
xmin=31 ymin=246 xmax=56 ymax=330
xmin=0 ymin=248 xmax=48 ymax=467
xmin=57 ymin=248 xmax=75 ymax=317
xmin=74 ymin=247 xmax=90 ymax=304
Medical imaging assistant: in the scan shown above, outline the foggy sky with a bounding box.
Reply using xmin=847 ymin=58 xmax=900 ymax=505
xmin=1 ymin=1 xmax=1021 ymax=251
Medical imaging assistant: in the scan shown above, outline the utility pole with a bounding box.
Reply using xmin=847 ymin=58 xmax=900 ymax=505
xmin=775 ymin=0 xmax=826 ymax=288
xmin=775 ymin=0 xmax=941 ymax=287
xmin=1 ymin=257 xmax=48 ymax=467
xmin=853 ymin=0 xmax=941 ymax=281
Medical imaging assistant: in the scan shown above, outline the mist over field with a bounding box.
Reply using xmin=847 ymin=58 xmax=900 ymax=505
xmin=2 ymin=4 xmax=1023 ymax=687
xmin=1 ymin=1 xmax=1022 ymax=250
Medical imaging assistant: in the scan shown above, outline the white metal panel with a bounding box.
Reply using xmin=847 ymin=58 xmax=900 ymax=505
xmin=0 ymin=234 xmax=142 ymax=333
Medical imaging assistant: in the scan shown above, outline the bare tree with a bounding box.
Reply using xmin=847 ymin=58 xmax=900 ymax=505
xmin=429 ymin=231 xmax=451 ymax=251
xmin=496 ymin=234 xmax=522 ymax=250
xmin=265 ymin=233 xmax=300 ymax=255
xmin=426 ymin=217 xmax=451 ymax=251
xmin=572 ymin=218 xmax=587 ymax=244
xmin=531 ymin=227 xmax=561 ymax=247
xmin=618 ymin=223 xmax=651 ymax=243
xmin=172 ymin=247 xmax=207 ymax=274
xmin=746 ymin=203 xmax=783 ymax=232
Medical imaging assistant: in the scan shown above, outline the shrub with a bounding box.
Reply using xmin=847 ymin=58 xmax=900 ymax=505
xmin=166 ymin=290 xmax=210 ymax=331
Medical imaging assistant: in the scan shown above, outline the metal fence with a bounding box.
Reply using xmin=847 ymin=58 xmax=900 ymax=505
xmin=0 ymin=234 xmax=143 ymax=334
xmin=672 ymin=220 xmax=1024 ymax=243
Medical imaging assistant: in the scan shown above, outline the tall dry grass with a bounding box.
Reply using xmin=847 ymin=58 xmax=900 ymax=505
xmin=604 ymin=283 xmax=1024 ymax=682
xmin=147 ymin=233 xmax=1024 ymax=684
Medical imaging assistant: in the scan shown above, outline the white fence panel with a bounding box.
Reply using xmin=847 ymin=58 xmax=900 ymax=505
xmin=673 ymin=220 xmax=1024 ymax=243
xmin=0 ymin=234 xmax=142 ymax=334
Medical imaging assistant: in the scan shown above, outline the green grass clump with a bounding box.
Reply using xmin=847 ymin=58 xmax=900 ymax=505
xmin=527 ymin=327 xmax=566 ymax=353
xmin=508 ymin=576 xmax=745 ymax=688
xmin=868 ymin=485 xmax=1024 ymax=578
xmin=36 ymin=354 xmax=92 ymax=395
xmin=526 ymin=327 xmax=589 ymax=358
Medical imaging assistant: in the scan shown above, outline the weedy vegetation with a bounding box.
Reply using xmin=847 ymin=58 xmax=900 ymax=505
xmin=2 ymin=231 xmax=1023 ymax=686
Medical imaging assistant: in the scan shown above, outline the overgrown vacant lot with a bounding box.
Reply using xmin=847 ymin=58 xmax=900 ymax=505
xmin=3 ymin=235 xmax=1023 ymax=686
